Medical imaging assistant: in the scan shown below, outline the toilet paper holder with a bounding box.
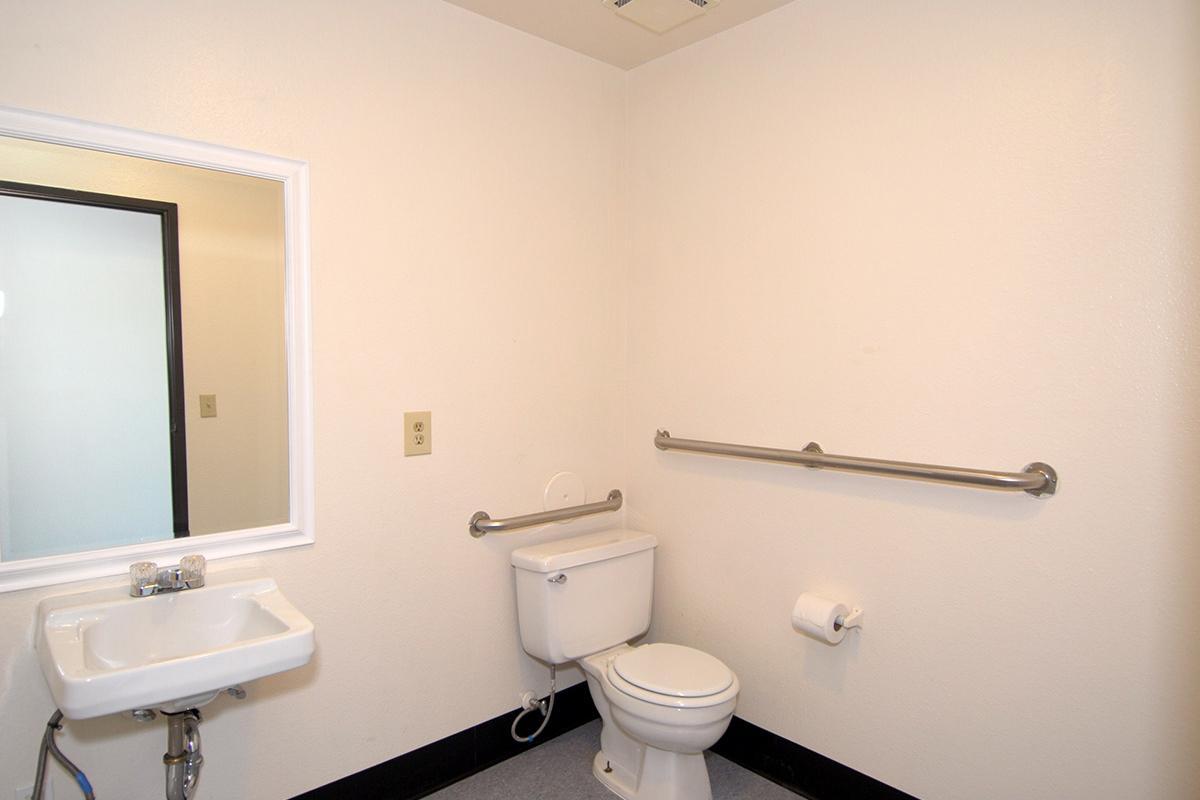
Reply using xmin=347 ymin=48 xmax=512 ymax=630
xmin=832 ymin=608 xmax=864 ymax=631
xmin=792 ymin=594 xmax=864 ymax=643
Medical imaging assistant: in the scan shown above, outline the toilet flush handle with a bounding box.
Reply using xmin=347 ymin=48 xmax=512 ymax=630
xmin=547 ymin=574 xmax=567 ymax=584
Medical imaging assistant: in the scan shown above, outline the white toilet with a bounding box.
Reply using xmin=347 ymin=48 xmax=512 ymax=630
xmin=511 ymin=529 xmax=740 ymax=800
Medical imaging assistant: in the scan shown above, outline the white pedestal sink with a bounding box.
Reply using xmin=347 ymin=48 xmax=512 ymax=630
xmin=36 ymin=569 xmax=314 ymax=719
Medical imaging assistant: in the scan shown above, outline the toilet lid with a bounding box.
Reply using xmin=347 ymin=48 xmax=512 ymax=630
xmin=611 ymin=643 xmax=734 ymax=698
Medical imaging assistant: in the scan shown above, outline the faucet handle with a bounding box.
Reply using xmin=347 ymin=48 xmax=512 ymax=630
xmin=180 ymin=554 xmax=206 ymax=587
xmin=130 ymin=561 xmax=159 ymax=596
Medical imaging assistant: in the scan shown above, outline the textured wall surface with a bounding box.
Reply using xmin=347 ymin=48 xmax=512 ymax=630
xmin=624 ymin=2 xmax=1200 ymax=798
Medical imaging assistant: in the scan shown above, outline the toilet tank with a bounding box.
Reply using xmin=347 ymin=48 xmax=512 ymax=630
xmin=511 ymin=529 xmax=656 ymax=664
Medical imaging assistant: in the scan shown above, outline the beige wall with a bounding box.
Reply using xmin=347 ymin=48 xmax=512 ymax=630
xmin=625 ymin=1 xmax=1200 ymax=799
xmin=0 ymin=137 xmax=289 ymax=536
xmin=0 ymin=1 xmax=626 ymax=797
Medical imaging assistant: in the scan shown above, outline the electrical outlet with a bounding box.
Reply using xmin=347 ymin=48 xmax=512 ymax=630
xmin=199 ymin=393 xmax=218 ymax=418
xmin=403 ymin=411 xmax=432 ymax=456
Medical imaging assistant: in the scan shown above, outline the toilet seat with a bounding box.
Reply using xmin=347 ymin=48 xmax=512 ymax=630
xmin=606 ymin=643 xmax=737 ymax=709
xmin=614 ymin=643 xmax=733 ymax=697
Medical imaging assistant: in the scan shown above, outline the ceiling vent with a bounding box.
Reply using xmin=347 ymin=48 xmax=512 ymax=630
xmin=603 ymin=0 xmax=722 ymax=35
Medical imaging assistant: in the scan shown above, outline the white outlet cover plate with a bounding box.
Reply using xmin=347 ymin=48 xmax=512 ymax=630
xmin=403 ymin=410 xmax=432 ymax=456
xmin=544 ymin=472 xmax=585 ymax=516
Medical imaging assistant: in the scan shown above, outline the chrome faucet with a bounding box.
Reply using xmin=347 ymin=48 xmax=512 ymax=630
xmin=129 ymin=555 xmax=206 ymax=597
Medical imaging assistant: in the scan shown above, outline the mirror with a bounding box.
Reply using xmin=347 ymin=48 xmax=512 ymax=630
xmin=0 ymin=106 xmax=312 ymax=592
xmin=0 ymin=180 xmax=189 ymax=559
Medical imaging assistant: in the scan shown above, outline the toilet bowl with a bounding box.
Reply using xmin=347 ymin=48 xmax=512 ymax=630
xmin=580 ymin=643 xmax=739 ymax=800
xmin=510 ymin=529 xmax=740 ymax=800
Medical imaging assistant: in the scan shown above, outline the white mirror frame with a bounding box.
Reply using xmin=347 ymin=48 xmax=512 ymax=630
xmin=0 ymin=106 xmax=314 ymax=592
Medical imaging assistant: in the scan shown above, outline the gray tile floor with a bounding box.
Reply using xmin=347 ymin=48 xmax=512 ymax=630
xmin=426 ymin=720 xmax=799 ymax=799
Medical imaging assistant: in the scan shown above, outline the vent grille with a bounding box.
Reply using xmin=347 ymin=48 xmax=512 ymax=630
xmin=607 ymin=0 xmax=718 ymax=33
xmin=613 ymin=0 xmax=709 ymax=7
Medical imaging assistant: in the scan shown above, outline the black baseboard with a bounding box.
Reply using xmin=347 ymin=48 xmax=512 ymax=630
xmin=290 ymin=681 xmax=599 ymax=800
xmin=712 ymin=717 xmax=920 ymax=800
xmin=293 ymin=684 xmax=918 ymax=800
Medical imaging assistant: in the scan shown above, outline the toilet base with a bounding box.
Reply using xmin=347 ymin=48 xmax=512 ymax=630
xmin=592 ymin=748 xmax=713 ymax=800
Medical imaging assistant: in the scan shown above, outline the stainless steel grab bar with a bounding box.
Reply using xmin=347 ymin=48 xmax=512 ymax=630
xmin=469 ymin=489 xmax=623 ymax=538
xmin=654 ymin=430 xmax=1057 ymax=497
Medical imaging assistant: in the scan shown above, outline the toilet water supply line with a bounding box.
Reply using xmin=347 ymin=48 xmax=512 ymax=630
xmin=510 ymin=665 xmax=557 ymax=743
xmin=33 ymin=709 xmax=95 ymax=800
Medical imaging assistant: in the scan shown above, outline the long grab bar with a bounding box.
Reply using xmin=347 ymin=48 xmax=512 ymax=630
xmin=469 ymin=489 xmax=623 ymax=537
xmin=654 ymin=430 xmax=1057 ymax=497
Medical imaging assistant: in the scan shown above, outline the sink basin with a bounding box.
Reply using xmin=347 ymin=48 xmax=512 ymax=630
xmin=36 ymin=571 xmax=314 ymax=719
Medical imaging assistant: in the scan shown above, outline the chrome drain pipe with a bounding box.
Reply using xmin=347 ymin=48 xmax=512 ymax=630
xmin=163 ymin=709 xmax=203 ymax=800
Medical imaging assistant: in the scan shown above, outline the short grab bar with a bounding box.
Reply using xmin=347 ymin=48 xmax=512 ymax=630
xmin=469 ymin=489 xmax=623 ymax=538
xmin=654 ymin=430 xmax=1056 ymax=497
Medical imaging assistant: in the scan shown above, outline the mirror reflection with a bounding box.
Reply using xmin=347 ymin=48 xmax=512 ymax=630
xmin=0 ymin=135 xmax=289 ymax=562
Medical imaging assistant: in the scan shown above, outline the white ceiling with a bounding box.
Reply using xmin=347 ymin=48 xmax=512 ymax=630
xmin=442 ymin=0 xmax=797 ymax=70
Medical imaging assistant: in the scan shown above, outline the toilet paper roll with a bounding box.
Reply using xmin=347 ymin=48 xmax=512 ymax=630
xmin=792 ymin=593 xmax=850 ymax=644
